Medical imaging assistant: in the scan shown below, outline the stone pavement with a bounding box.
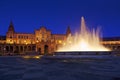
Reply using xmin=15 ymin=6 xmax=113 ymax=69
xmin=0 ymin=56 xmax=120 ymax=80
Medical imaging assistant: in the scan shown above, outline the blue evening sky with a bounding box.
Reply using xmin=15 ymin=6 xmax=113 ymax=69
xmin=0 ymin=0 xmax=120 ymax=37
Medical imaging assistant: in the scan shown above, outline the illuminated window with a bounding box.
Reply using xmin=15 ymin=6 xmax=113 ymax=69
xmin=36 ymin=40 xmax=39 ymax=43
xmin=58 ymin=40 xmax=62 ymax=44
xmin=24 ymin=40 xmax=26 ymax=43
xmin=63 ymin=43 xmax=66 ymax=46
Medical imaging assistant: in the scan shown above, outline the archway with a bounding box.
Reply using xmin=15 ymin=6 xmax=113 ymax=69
xmin=10 ymin=46 xmax=13 ymax=53
xmin=44 ymin=45 xmax=48 ymax=54
xmin=6 ymin=46 xmax=9 ymax=52
xmin=14 ymin=46 xmax=19 ymax=54
xmin=28 ymin=46 xmax=31 ymax=51
xmin=113 ymin=46 xmax=117 ymax=50
xmin=117 ymin=46 xmax=120 ymax=51
xmin=0 ymin=46 xmax=1 ymax=51
xmin=20 ymin=46 xmax=23 ymax=52
xmin=0 ymin=46 xmax=2 ymax=55
xmin=32 ymin=46 xmax=36 ymax=51
xmin=24 ymin=46 xmax=27 ymax=52
xmin=38 ymin=48 xmax=41 ymax=54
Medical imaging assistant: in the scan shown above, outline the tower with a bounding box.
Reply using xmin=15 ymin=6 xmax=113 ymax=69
xmin=6 ymin=21 xmax=15 ymax=44
xmin=8 ymin=21 xmax=15 ymax=32
xmin=66 ymin=26 xmax=71 ymax=37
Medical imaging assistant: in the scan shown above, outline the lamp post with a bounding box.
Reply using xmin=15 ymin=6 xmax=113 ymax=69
xmin=3 ymin=47 xmax=6 ymax=56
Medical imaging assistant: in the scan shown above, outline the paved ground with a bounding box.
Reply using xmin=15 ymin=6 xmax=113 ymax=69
xmin=0 ymin=56 xmax=120 ymax=80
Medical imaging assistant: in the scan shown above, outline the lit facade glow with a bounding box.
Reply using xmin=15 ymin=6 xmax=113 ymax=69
xmin=23 ymin=55 xmax=41 ymax=59
xmin=0 ymin=21 xmax=67 ymax=54
xmin=1 ymin=18 xmax=120 ymax=55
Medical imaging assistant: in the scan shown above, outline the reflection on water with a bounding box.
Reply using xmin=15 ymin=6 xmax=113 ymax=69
xmin=22 ymin=55 xmax=42 ymax=59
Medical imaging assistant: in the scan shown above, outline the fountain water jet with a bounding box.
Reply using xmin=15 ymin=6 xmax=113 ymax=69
xmin=57 ymin=17 xmax=110 ymax=52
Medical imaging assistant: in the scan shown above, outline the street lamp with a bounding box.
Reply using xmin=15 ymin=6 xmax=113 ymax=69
xmin=4 ymin=47 xmax=6 ymax=55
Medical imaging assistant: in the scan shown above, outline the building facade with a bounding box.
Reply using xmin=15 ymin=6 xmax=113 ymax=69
xmin=0 ymin=22 xmax=71 ymax=55
xmin=0 ymin=21 xmax=120 ymax=55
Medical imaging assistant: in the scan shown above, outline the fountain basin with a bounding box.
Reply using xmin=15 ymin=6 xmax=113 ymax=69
xmin=54 ymin=51 xmax=118 ymax=55
xmin=43 ymin=51 xmax=120 ymax=59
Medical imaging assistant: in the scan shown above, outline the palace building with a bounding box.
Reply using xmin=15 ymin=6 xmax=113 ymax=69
xmin=0 ymin=21 xmax=71 ymax=55
xmin=0 ymin=21 xmax=120 ymax=55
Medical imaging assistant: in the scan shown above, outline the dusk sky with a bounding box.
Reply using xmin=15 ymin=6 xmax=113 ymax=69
xmin=0 ymin=0 xmax=120 ymax=37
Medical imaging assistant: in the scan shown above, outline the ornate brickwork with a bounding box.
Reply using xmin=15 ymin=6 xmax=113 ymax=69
xmin=0 ymin=22 xmax=69 ymax=55
xmin=0 ymin=21 xmax=120 ymax=55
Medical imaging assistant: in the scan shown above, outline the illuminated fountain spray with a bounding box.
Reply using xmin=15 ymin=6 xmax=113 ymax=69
xmin=57 ymin=17 xmax=110 ymax=51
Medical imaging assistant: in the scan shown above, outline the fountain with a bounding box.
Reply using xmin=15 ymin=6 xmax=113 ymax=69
xmin=57 ymin=16 xmax=110 ymax=52
xmin=44 ymin=17 xmax=118 ymax=59
xmin=51 ymin=16 xmax=116 ymax=57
